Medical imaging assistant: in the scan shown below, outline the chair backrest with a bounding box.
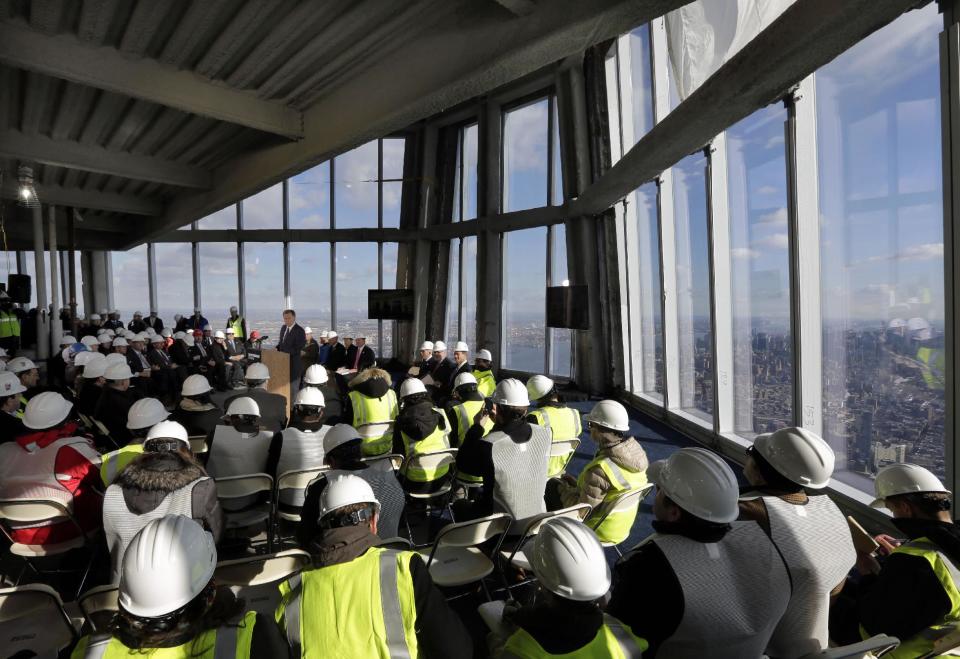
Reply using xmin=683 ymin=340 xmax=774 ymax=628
xmin=0 ymin=583 xmax=77 ymax=655
xmin=549 ymin=438 xmax=580 ymax=458
xmin=435 ymin=512 xmax=512 ymax=549
xmin=214 ymin=549 xmax=311 ymax=616
xmin=77 ymin=412 xmax=93 ymax=428
xmin=401 ymin=448 xmax=457 ymax=478
xmin=78 ymin=584 xmax=119 ymax=633
xmin=811 ymin=634 xmax=900 ymax=659
xmin=0 ymin=498 xmax=72 ymax=524
xmin=505 ymin=504 xmax=592 ymax=564
xmin=214 ymin=473 xmax=274 ymax=500
xmin=363 ymin=453 xmax=404 ymax=471
xmin=591 ymin=482 xmax=653 ymax=528
xmin=93 ymin=418 xmax=110 ymax=437
xmin=277 ymin=467 xmax=328 ymax=494
xmin=188 ymin=436 xmax=208 ymax=454
xmin=377 ymin=536 xmax=414 ymax=550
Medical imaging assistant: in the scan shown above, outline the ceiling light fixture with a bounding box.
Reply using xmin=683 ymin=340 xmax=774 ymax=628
xmin=17 ymin=165 xmax=39 ymax=208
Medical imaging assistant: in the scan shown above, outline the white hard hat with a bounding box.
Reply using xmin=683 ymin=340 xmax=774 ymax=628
xmin=83 ymin=359 xmax=107 ymax=379
xmin=214 ymin=330 xmax=225 ymax=339
xmin=80 ymin=335 xmax=100 ymax=347
xmin=134 ymin=311 xmax=143 ymax=317
xmin=295 ymin=387 xmax=325 ymax=408
xmin=870 ymin=464 xmax=950 ymax=508
xmin=433 ymin=341 xmax=447 ymax=352
xmin=74 ymin=351 xmax=103 ymax=368
xmin=752 ymin=427 xmax=835 ymax=489
xmin=304 ymin=327 xmax=313 ymax=334
xmin=182 ymin=334 xmax=195 ymax=347
xmin=320 ymin=331 xmax=329 ymax=339
xmin=100 ymin=336 xmax=113 ymax=345
xmin=127 ymin=397 xmax=170 ymax=430
xmin=323 ymin=423 xmax=362 ymax=454
xmin=649 ymin=447 xmax=739 ymax=523
xmin=419 ymin=341 xmax=434 ymax=351
xmin=303 ymin=364 xmax=329 ymax=385
xmin=245 ymin=362 xmax=270 ymax=381
xmin=319 ymin=474 xmax=380 ymax=519
xmin=145 ymin=327 xmax=156 ymax=335
xmin=0 ymin=347 xmax=8 ymax=358
xmin=530 ymin=517 xmax=611 ymax=602
xmin=526 ymin=375 xmax=555 ymax=401
xmin=400 ymin=378 xmax=427 ymax=398
xmin=182 ymin=374 xmax=213 ymax=397
xmin=134 ymin=332 xmax=149 ymax=343
xmin=123 ymin=330 xmax=136 ymax=339
xmin=7 ymin=356 xmax=37 ymax=374
xmin=225 ymin=327 xmax=235 ymax=335
xmin=150 ymin=334 xmax=165 ymax=344
xmin=328 ymin=331 xmax=338 ymax=339
xmin=454 ymin=372 xmax=478 ymax=388
xmin=118 ymin=515 xmax=216 ymax=618
xmin=173 ymin=331 xmax=186 ymax=340
xmin=23 ymin=391 xmax=73 ymax=430
xmin=112 ymin=337 xmax=129 ymax=347
xmin=90 ymin=314 xmax=101 ymax=321
xmin=226 ymin=396 xmax=260 ymax=417
xmin=61 ymin=335 xmax=77 ymax=346
xmin=105 ymin=362 xmax=135 ymax=381
xmin=146 ymin=421 xmax=189 ymax=446
xmin=105 ymin=328 xmax=116 ymax=338
xmin=453 ymin=341 xmax=469 ymax=353
xmin=0 ymin=371 xmax=26 ymax=397
xmin=492 ymin=378 xmax=529 ymax=407
xmin=585 ymin=400 xmax=629 ymax=433
xmin=161 ymin=328 xmax=172 ymax=338
xmin=476 ymin=349 xmax=493 ymax=361
xmin=105 ymin=353 xmax=128 ymax=367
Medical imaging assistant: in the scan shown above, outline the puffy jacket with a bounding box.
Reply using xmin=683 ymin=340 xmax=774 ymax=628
xmin=559 ymin=430 xmax=648 ymax=509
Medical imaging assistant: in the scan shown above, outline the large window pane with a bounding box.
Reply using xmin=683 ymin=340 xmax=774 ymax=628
xmin=290 ymin=162 xmax=330 ymax=229
xmin=110 ymin=245 xmax=148 ymax=320
xmin=290 ymin=242 xmax=332 ymax=332
xmin=503 ymin=227 xmax=546 ymax=372
xmin=632 ymin=183 xmax=663 ymax=398
xmin=607 ymin=25 xmax=655 ymax=166
xmin=197 ymin=206 xmax=236 ymax=230
xmin=551 ymin=97 xmax=564 ymax=206
xmin=334 ymin=142 xmax=378 ymax=229
xmin=673 ymin=153 xmax=714 ymax=420
xmin=242 ymin=183 xmax=283 ymax=230
xmin=154 ymin=243 xmax=194 ymax=321
xmin=197 ymin=243 xmax=239 ymax=324
xmin=817 ymin=5 xmax=944 ymax=486
xmin=381 ymin=242 xmax=399 ymax=358
xmin=335 ymin=243 xmax=379 ymax=347
xmin=463 ymin=125 xmax=479 ymax=220
xmin=727 ymin=105 xmax=793 ymax=436
xmin=549 ymin=225 xmax=572 ymax=377
xmin=445 ymin=240 xmax=460 ymax=341
xmin=463 ymin=236 xmax=477 ymax=348
xmin=382 ymin=138 xmax=405 ymax=229
xmin=244 ymin=243 xmax=284 ymax=340
xmin=503 ymin=98 xmax=549 ymax=212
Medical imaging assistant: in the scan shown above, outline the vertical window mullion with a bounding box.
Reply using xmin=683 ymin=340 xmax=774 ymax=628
xmin=707 ymin=137 xmax=734 ymax=435
xmin=545 ymin=225 xmax=553 ymax=375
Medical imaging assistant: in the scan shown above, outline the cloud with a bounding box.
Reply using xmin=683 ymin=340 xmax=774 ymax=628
xmin=752 ymin=232 xmax=789 ymax=250
xmin=756 ymin=207 xmax=788 ymax=227
xmin=764 ymin=134 xmax=785 ymax=149
xmin=504 ymin=99 xmax=550 ymax=172
xmin=754 ymin=185 xmax=780 ymax=197
xmin=863 ymin=242 xmax=944 ymax=264
xmin=731 ymin=247 xmax=760 ymax=260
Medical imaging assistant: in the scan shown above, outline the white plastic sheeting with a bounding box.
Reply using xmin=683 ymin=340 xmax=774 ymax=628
xmin=666 ymin=0 xmax=795 ymax=101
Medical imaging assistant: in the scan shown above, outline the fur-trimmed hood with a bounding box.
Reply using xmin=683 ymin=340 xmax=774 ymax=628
xmin=116 ymin=451 xmax=207 ymax=493
xmin=348 ymin=367 xmax=392 ymax=398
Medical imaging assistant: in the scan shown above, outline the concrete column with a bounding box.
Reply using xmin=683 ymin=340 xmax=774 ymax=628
xmin=31 ymin=205 xmax=49 ymax=360
xmin=88 ymin=251 xmax=111 ymax=314
xmin=47 ymin=206 xmax=62 ymax=349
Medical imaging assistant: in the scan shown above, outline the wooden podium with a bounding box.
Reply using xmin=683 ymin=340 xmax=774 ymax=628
xmin=260 ymin=348 xmax=292 ymax=416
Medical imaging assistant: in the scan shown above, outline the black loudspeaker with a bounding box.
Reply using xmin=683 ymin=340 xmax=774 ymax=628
xmin=7 ymin=274 xmax=31 ymax=304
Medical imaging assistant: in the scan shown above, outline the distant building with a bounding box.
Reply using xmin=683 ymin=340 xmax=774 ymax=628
xmin=872 ymin=442 xmax=907 ymax=470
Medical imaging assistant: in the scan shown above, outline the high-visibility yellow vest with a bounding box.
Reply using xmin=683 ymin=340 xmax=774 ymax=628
xmin=100 ymin=444 xmax=145 ymax=486
xmin=400 ymin=412 xmax=451 ymax=483
xmin=348 ymin=389 xmax=398 ymax=457
xmin=71 ymin=611 xmax=257 ymax=658
xmin=579 ymin=456 xmax=647 ymax=544
xmin=448 ymin=399 xmax=493 ymax=484
xmin=15 ymin=393 xmax=27 ymax=419
xmin=861 ymin=537 xmax=960 ymax=658
xmin=229 ymin=316 xmax=245 ymax=340
xmin=474 ymin=369 xmax=496 ymax=398
xmin=276 ymin=548 xmax=418 ymax=658
xmin=0 ymin=310 xmax=20 ymax=338
xmin=503 ymin=614 xmax=648 ymax=658
xmin=529 ymin=404 xmax=582 ymax=478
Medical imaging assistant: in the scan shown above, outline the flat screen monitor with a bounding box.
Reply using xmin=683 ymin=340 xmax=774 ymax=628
xmin=546 ymin=285 xmax=589 ymax=330
xmin=368 ymin=289 xmax=415 ymax=320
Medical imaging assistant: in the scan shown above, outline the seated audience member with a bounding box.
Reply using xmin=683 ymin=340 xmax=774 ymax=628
xmin=209 ymin=330 xmax=242 ymax=391
xmin=445 ymin=372 xmax=492 ymax=491
xmin=168 ymin=331 xmax=192 ymax=369
xmin=317 ymin=331 xmax=331 ymax=366
xmin=301 ymin=326 xmax=320 ymax=370
xmin=299 ymin=424 xmax=405 ymax=543
xmin=393 ymin=378 xmax=451 ymax=494
xmin=526 ymin=375 xmax=584 ymax=478
xmin=223 ymin=363 xmax=287 ymax=432
xmin=834 ymin=464 xmax=959 ymax=659
xmin=0 ymin=371 xmax=26 ymax=440
xmin=472 ymin=348 xmax=497 ymax=398
xmin=223 ymin=326 xmax=246 ymax=367
xmin=489 ymin=518 xmax=647 ymax=658
xmin=275 ymin=475 xmax=471 ymax=658
xmin=147 ymin=333 xmax=185 ymax=395
xmin=8 ymin=356 xmax=40 ymax=414
xmin=414 ymin=340 xmax=435 ymax=379
xmin=302 ymin=364 xmax=343 ymax=425
xmin=455 ymin=379 xmax=551 ymax=526
xmin=344 ymin=367 xmax=398 ymax=457
xmin=75 ymin=355 xmax=107 ymax=418
xmin=100 ymin=397 xmax=170 ymax=486
xmin=607 ymin=448 xmax=791 ymax=658
xmin=171 ymin=374 xmax=223 ymax=437
xmin=738 ymin=427 xmax=855 ymax=658
xmin=71 ymin=515 xmax=286 ymax=658
xmin=103 ymin=421 xmax=223 ymax=583
xmin=276 ymin=387 xmax=329 ymax=511
xmin=95 ymin=362 xmax=142 ymax=444
xmin=0 ymin=392 xmax=102 ymax=547
xmin=549 ymin=400 xmax=648 ymax=545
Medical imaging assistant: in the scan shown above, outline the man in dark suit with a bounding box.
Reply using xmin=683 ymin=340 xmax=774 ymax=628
xmin=223 ymin=362 xmax=288 ymax=431
xmin=343 ymin=336 xmax=356 ymax=370
xmin=224 ymin=327 xmax=247 ymax=364
xmin=145 ymin=310 xmax=164 ymax=333
xmin=326 ymin=331 xmax=346 ymax=370
xmin=277 ymin=309 xmax=307 ymax=386
xmin=147 ymin=333 xmax=186 ymax=387
xmin=348 ymin=335 xmax=376 ymax=372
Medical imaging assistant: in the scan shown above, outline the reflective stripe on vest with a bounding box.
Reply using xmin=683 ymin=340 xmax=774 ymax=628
xmin=349 ymin=390 xmax=397 ymax=456
xmin=502 ymin=613 xmax=648 ymax=658
xmin=870 ymin=538 xmax=960 ymax=659
xmin=532 ymin=405 xmax=582 ymax=478
xmin=580 ymin=456 xmax=647 ymax=544
xmin=0 ymin=311 xmax=20 ymax=338
xmin=100 ymin=444 xmax=145 ymax=486
xmin=277 ymin=548 xmax=416 ymax=658
xmin=400 ymin=418 xmax=451 ymax=483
